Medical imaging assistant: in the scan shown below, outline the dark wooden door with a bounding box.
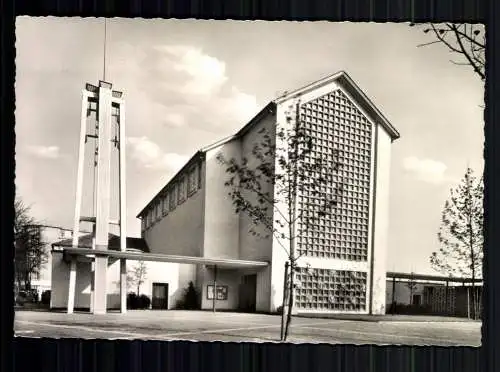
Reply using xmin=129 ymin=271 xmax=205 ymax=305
xmin=152 ymin=283 xmax=169 ymax=310
xmin=238 ymin=275 xmax=257 ymax=312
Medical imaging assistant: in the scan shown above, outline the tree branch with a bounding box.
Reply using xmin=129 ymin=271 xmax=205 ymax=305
xmin=450 ymin=24 xmax=485 ymax=80
xmin=450 ymin=23 xmax=484 ymax=49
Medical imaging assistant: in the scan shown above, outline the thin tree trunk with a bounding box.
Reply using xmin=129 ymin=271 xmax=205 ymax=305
xmin=24 ymin=268 xmax=31 ymax=291
xmin=467 ymin=197 xmax=477 ymax=320
xmin=284 ymin=260 xmax=294 ymax=341
xmin=280 ymin=262 xmax=290 ymax=341
xmin=24 ymin=249 xmax=29 ymax=290
xmin=284 ymin=199 xmax=296 ymax=340
xmin=284 ymin=103 xmax=301 ymax=342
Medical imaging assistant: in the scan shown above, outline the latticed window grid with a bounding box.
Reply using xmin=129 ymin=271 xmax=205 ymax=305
xmin=297 ymin=89 xmax=372 ymax=261
xmin=295 ymin=267 xmax=367 ymax=311
xmin=427 ymin=286 xmax=457 ymax=314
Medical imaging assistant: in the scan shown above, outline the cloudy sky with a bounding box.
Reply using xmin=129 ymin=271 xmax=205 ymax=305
xmin=15 ymin=18 xmax=484 ymax=275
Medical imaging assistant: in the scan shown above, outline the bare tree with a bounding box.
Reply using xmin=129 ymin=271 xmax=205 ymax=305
xmin=430 ymin=167 xmax=483 ymax=319
xmin=127 ymin=260 xmax=148 ymax=295
xmin=217 ymin=101 xmax=343 ymax=341
xmin=412 ymin=23 xmax=485 ymax=81
xmin=14 ymin=199 xmax=47 ymax=292
xmin=406 ymin=274 xmax=418 ymax=305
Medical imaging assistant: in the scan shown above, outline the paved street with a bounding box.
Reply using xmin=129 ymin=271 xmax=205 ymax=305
xmin=14 ymin=310 xmax=481 ymax=346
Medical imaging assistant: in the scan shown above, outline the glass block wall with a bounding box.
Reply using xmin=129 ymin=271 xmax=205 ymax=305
xmin=295 ymin=88 xmax=373 ymax=311
xmin=295 ymin=267 xmax=367 ymax=311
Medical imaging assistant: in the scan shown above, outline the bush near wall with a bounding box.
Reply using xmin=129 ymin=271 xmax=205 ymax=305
xmin=175 ymin=281 xmax=201 ymax=310
xmin=127 ymin=293 xmax=151 ymax=310
xmin=15 ymin=289 xmax=38 ymax=306
xmin=41 ymin=290 xmax=51 ymax=305
xmin=387 ymin=303 xmax=434 ymax=315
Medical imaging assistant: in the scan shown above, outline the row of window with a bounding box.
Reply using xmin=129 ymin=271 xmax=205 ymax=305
xmin=298 ymin=233 xmax=369 ymax=243
xmin=298 ymin=251 xmax=367 ymax=261
xmin=298 ymin=230 xmax=369 ymax=240
xmin=304 ymin=116 xmax=370 ymax=129
xmin=307 ymin=124 xmax=370 ymax=138
xmin=142 ymin=163 xmax=202 ymax=231
xmin=298 ymin=244 xmax=368 ymax=254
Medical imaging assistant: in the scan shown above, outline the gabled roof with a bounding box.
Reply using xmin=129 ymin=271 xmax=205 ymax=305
xmin=199 ymin=102 xmax=277 ymax=153
xmin=136 ymin=102 xmax=276 ymax=218
xmin=137 ymin=71 xmax=400 ymax=218
xmin=52 ymin=233 xmax=150 ymax=253
xmin=274 ymin=70 xmax=400 ymax=140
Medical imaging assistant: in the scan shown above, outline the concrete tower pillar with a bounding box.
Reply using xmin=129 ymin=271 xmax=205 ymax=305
xmin=69 ymin=81 xmax=127 ymax=315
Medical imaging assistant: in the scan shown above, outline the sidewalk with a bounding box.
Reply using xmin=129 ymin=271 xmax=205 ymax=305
xmin=296 ymin=313 xmax=481 ymax=323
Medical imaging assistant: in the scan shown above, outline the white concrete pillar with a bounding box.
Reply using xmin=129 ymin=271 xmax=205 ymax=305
xmin=67 ymin=258 xmax=77 ymax=314
xmin=92 ymin=81 xmax=113 ymax=314
xmin=67 ymin=90 xmax=91 ymax=314
xmin=118 ymin=101 xmax=127 ymax=314
xmin=120 ymin=259 xmax=127 ymax=313
xmin=89 ymin=261 xmax=95 ymax=313
xmin=72 ymin=90 xmax=90 ymax=247
xmin=93 ymin=256 xmax=108 ymax=314
xmin=89 ymin=233 xmax=96 ymax=312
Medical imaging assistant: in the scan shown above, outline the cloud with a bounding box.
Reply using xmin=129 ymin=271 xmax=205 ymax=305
xmin=129 ymin=44 xmax=259 ymax=130
xmin=164 ymin=46 xmax=228 ymax=96
xmin=402 ymin=156 xmax=448 ymax=184
xmin=221 ymin=87 xmax=259 ymax=123
xmin=25 ymin=145 xmax=61 ymax=159
xmin=126 ymin=136 xmax=188 ymax=172
xmin=164 ymin=112 xmax=186 ymax=127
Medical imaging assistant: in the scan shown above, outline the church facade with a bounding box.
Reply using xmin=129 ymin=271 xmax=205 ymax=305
xmin=137 ymin=71 xmax=400 ymax=314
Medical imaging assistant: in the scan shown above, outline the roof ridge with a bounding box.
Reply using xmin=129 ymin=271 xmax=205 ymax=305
xmin=137 ymin=70 xmax=400 ymax=218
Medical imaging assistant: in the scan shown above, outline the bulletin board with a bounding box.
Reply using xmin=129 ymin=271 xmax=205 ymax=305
xmin=207 ymin=285 xmax=228 ymax=300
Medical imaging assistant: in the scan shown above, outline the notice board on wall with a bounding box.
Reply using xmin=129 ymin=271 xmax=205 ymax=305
xmin=207 ymin=285 xmax=228 ymax=300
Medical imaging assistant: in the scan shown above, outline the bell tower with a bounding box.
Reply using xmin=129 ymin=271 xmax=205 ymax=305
xmin=67 ymin=81 xmax=127 ymax=315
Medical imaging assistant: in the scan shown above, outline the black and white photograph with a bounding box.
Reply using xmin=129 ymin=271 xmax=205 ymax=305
xmin=14 ymin=18 xmax=484 ymax=346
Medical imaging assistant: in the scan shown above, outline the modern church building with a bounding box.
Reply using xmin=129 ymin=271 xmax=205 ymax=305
xmin=50 ymin=71 xmax=399 ymax=315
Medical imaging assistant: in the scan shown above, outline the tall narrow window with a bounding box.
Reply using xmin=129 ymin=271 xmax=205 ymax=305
xmin=156 ymin=201 xmax=161 ymax=220
xmin=162 ymin=193 xmax=169 ymax=215
xmin=198 ymin=163 xmax=203 ymax=189
xmin=169 ymin=186 xmax=177 ymax=211
xmin=188 ymin=165 xmax=198 ymax=195
xmin=178 ymin=176 xmax=187 ymax=203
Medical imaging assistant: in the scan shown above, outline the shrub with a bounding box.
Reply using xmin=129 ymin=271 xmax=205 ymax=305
xmin=387 ymin=302 xmax=433 ymax=315
xmin=127 ymin=292 xmax=139 ymax=309
xmin=176 ymin=281 xmax=200 ymax=310
xmin=41 ymin=290 xmax=51 ymax=305
xmin=15 ymin=290 xmax=37 ymax=305
xmin=138 ymin=294 xmax=151 ymax=309
xmin=31 ymin=289 xmax=39 ymax=303
xmin=127 ymin=293 xmax=152 ymax=310
xmin=276 ymin=305 xmax=284 ymax=315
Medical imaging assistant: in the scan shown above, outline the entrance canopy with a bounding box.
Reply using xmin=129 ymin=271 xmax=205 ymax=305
xmin=59 ymin=246 xmax=269 ymax=269
xmin=387 ymin=271 xmax=483 ymax=284
xmin=53 ymin=232 xmax=269 ymax=269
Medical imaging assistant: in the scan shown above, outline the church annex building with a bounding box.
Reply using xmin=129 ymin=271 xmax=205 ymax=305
xmin=50 ymin=71 xmax=400 ymax=315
